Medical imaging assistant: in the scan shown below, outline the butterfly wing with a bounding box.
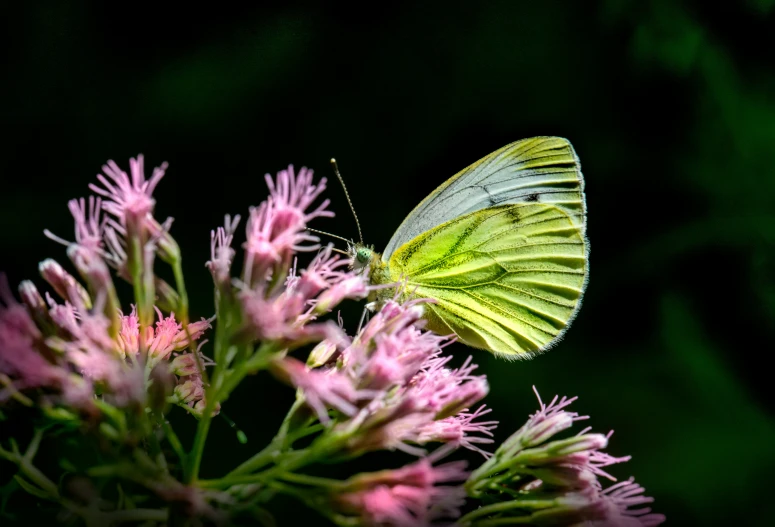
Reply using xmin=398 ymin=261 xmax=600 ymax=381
xmin=383 ymin=136 xmax=585 ymax=258
xmin=387 ymin=203 xmax=587 ymax=358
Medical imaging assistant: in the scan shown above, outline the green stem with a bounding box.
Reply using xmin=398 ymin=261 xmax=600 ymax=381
xmin=130 ymin=237 xmax=152 ymax=328
xmin=0 ymin=374 xmax=33 ymax=406
xmin=278 ymin=472 xmax=344 ymax=488
xmin=23 ymin=428 xmax=44 ymax=462
xmin=162 ymin=419 xmax=187 ymax=467
xmin=186 ymin=406 xmax=213 ymax=483
xmin=102 ymin=508 xmax=169 ymax=523
xmin=146 ymin=425 xmax=169 ymax=474
xmin=203 ymin=427 xmax=351 ymax=490
xmin=226 ymin=402 xmax=316 ymax=478
xmin=458 ymin=498 xmax=554 ymax=525
xmin=200 ymin=448 xmax=315 ymax=489
xmin=225 ymin=439 xmax=282 ymax=480
xmin=467 ymin=448 xmax=542 ymax=495
xmin=216 ymin=343 xmax=277 ymax=403
xmin=462 ymin=518 xmax=533 ymax=526
xmin=0 ymin=441 xmax=59 ymax=499
xmin=172 ymin=258 xmax=189 ymax=324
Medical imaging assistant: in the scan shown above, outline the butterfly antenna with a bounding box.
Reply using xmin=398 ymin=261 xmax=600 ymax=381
xmin=306 ymin=227 xmax=351 ymax=244
xmin=330 ymin=158 xmax=364 ymax=244
xmin=305 ymin=228 xmax=352 ymax=256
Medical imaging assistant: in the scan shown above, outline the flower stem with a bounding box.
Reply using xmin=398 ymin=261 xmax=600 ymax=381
xmin=187 ymin=344 xmax=278 ymax=482
xmin=172 ymin=257 xmax=189 ymax=324
xmin=101 ymin=508 xmax=169 ymax=523
xmin=186 ymin=405 xmax=213 ymax=483
xmin=226 ymin=401 xmax=316 ymax=478
xmin=457 ymin=498 xmax=554 ymax=525
xmin=0 ymin=433 xmax=60 ymax=499
xmin=162 ymin=419 xmax=187 ymax=467
xmin=279 ymin=472 xmax=344 ymax=488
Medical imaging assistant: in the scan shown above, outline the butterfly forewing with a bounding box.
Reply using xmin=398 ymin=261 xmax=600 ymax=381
xmin=388 ymin=203 xmax=587 ymax=357
xmin=383 ymin=136 xmax=585 ymax=258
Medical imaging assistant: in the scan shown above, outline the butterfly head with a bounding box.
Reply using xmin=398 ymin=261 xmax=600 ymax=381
xmin=348 ymin=242 xmax=379 ymax=273
xmin=348 ymin=242 xmax=371 ymax=270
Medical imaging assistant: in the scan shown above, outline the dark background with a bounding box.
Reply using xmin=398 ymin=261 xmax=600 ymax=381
xmin=2 ymin=1 xmax=775 ymax=525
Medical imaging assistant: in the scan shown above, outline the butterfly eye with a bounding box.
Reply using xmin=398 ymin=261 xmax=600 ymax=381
xmin=356 ymin=248 xmax=371 ymax=263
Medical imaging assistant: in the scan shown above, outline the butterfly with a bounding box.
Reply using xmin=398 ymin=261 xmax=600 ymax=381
xmin=347 ymin=136 xmax=588 ymax=359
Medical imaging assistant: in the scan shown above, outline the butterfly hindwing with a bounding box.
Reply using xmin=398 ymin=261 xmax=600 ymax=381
xmin=387 ymin=203 xmax=587 ymax=357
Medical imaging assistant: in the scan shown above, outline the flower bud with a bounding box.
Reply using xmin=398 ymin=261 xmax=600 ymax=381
xmin=520 ymin=411 xmax=576 ymax=448
xmin=39 ymin=259 xmax=92 ymax=309
xmin=154 ymin=278 xmax=182 ymax=314
xmin=18 ymin=280 xmax=55 ymax=332
xmin=307 ymin=339 xmax=338 ymax=368
xmin=169 ymin=353 xmax=201 ymax=377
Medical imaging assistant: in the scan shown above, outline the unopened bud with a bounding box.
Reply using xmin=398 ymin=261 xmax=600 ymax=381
xmin=521 ymin=412 xmax=576 ymax=448
xmin=18 ymin=280 xmax=54 ymax=331
xmin=39 ymin=259 xmax=92 ymax=309
xmin=306 ymin=339 xmax=338 ymax=368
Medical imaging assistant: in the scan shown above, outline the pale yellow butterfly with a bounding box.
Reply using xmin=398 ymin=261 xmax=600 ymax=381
xmin=341 ymin=137 xmax=588 ymax=359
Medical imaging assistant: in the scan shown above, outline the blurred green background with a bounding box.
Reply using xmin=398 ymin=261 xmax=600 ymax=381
xmin=2 ymin=1 xmax=775 ymax=525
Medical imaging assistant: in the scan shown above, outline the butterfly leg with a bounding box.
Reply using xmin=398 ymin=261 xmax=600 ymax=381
xmin=357 ymin=303 xmax=377 ymax=332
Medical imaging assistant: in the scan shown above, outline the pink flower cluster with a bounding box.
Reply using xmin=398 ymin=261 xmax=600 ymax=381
xmin=1 ymin=156 xmax=212 ymax=414
xmin=1 ymin=273 xmax=143 ymax=409
xmin=272 ymin=300 xmax=497 ymax=458
xmin=116 ymin=306 xmax=211 ymax=362
xmin=168 ymin=349 xmax=218 ymax=416
xmin=333 ymin=457 xmax=468 ymax=527
xmin=1 ymin=154 xmax=665 ymax=526
xmin=230 ymin=166 xmax=369 ymax=347
xmin=466 ymin=388 xmax=665 ymax=526
xmin=242 ymin=166 xmax=333 ymax=287
xmin=0 ymin=276 xmax=64 ymax=401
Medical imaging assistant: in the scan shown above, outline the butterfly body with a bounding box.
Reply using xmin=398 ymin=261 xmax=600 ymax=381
xmin=350 ymin=137 xmax=588 ymax=359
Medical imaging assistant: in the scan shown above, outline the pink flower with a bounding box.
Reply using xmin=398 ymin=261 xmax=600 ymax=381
xmin=47 ymin=309 xmax=144 ymax=407
xmin=314 ymin=275 xmax=369 ymax=314
xmin=0 ymin=275 xmax=42 ymax=339
xmin=466 ymin=388 xmax=664 ymax=526
xmin=520 ymin=388 xmax=589 ymax=447
xmin=270 ymin=357 xmax=359 ymax=422
xmin=295 ymin=246 xmax=352 ymax=299
xmin=45 ymin=293 xmax=80 ymax=335
xmin=170 ymin=350 xmax=214 ymax=377
xmin=344 ymin=355 xmax=489 ymax=455
xmin=174 ymin=375 xmax=205 ymax=404
xmin=239 ymin=285 xmax=343 ymax=348
xmin=44 ymin=196 xmax=106 ymax=254
xmin=68 ymin=196 xmax=106 ymax=252
xmin=415 ymin=405 xmax=498 ymax=458
xmin=406 ymin=355 xmax=489 ymax=420
xmin=39 ymin=259 xmax=92 ymax=309
xmin=89 ymin=155 xmax=167 ymax=236
xmin=0 ymin=275 xmax=63 ymax=397
xmin=65 ymin=244 xmax=121 ymax=332
xmin=242 ymin=166 xmax=333 ymax=286
xmin=17 ymin=280 xmax=53 ymax=331
xmin=288 ymin=300 xmax=491 ymax=456
xmin=117 ymin=306 xmax=211 ymax=360
xmin=586 ymin=478 xmax=666 ymax=527
xmin=172 ymin=372 xmax=220 ymax=418
xmin=334 ymin=457 xmax=468 ymax=527
xmin=206 ymin=214 xmax=241 ymax=287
